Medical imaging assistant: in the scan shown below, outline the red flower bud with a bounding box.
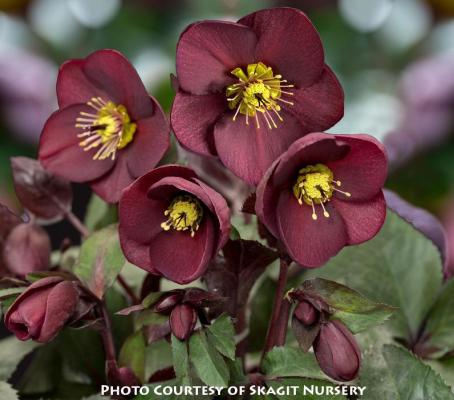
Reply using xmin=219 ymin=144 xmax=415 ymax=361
xmin=294 ymin=300 xmax=319 ymax=326
xmin=3 ymin=223 xmax=51 ymax=276
xmin=170 ymin=304 xmax=197 ymax=341
xmin=154 ymin=291 xmax=183 ymax=314
xmin=4 ymin=276 xmax=79 ymax=343
xmin=314 ymin=320 xmax=361 ymax=382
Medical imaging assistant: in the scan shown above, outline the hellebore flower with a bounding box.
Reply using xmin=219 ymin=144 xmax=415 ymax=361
xmin=39 ymin=49 xmax=170 ymax=203
xmin=256 ymin=132 xmax=387 ymax=267
xmin=170 ymin=304 xmax=198 ymax=340
xmin=294 ymin=300 xmax=319 ymax=326
xmin=314 ymin=320 xmax=361 ymax=382
xmin=3 ymin=223 xmax=51 ymax=277
xmin=171 ymin=7 xmax=344 ymax=185
xmin=5 ymin=276 xmax=80 ymax=343
xmin=119 ymin=165 xmax=230 ymax=284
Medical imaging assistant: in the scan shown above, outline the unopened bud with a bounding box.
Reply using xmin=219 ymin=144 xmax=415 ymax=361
xmin=3 ymin=223 xmax=51 ymax=276
xmin=154 ymin=291 xmax=183 ymax=314
xmin=170 ymin=304 xmax=197 ymax=341
xmin=294 ymin=300 xmax=319 ymax=326
xmin=314 ymin=320 xmax=361 ymax=382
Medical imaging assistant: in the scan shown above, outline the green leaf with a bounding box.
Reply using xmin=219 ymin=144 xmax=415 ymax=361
xmin=227 ymin=358 xmax=247 ymax=385
xmin=0 ymin=287 xmax=25 ymax=300
xmin=73 ymin=224 xmax=126 ymax=299
xmin=84 ymin=194 xmax=118 ymax=232
xmin=301 ymin=278 xmax=394 ymax=333
xmin=0 ymin=336 xmax=39 ymax=380
xmin=189 ymin=330 xmax=229 ymax=387
xmin=423 ymin=278 xmax=454 ymax=356
xmin=145 ymin=339 xmax=173 ymax=380
xmin=262 ymin=347 xmax=326 ymax=380
xmin=0 ymin=382 xmax=18 ymax=400
xmin=119 ymin=331 xmax=146 ymax=382
xmin=171 ymin=335 xmax=191 ymax=385
xmin=266 ymin=378 xmax=347 ymax=399
xmin=305 ymin=211 xmax=443 ymax=338
xmin=142 ymin=291 xmax=164 ymax=308
xmin=381 ymin=345 xmax=454 ymax=400
xmin=206 ymin=314 xmax=236 ymax=360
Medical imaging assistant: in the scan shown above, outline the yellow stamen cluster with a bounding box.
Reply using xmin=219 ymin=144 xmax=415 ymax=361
xmin=293 ymin=164 xmax=351 ymax=221
xmin=160 ymin=194 xmax=203 ymax=237
xmin=226 ymin=62 xmax=294 ymax=129
xmin=75 ymin=97 xmax=136 ymax=161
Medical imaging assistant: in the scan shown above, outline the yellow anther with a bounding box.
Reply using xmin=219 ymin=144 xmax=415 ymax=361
xmin=160 ymin=194 xmax=203 ymax=237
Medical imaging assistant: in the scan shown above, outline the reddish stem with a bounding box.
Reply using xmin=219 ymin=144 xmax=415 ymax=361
xmin=100 ymin=302 xmax=118 ymax=383
xmin=117 ymin=274 xmax=140 ymax=304
xmin=261 ymin=257 xmax=290 ymax=361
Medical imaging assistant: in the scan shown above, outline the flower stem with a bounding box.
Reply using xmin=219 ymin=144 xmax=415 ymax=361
xmin=100 ymin=302 xmax=118 ymax=383
xmin=261 ymin=257 xmax=290 ymax=361
xmin=64 ymin=209 xmax=90 ymax=239
xmin=117 ymin=274 xmax=139 ymax=304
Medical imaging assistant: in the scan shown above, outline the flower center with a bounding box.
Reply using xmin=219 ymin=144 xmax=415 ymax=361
xmin=75 ymin=97 xmax=137 ymax=161
xmin=293 ymin=164 xmax=351 ymax=220
xmin=226 ymin=62 xmax=294 ymax=129
xmin=160 ymin=194 xmax=203 ymax=237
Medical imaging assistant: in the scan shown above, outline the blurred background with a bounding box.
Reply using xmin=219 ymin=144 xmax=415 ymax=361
xmin=1 ymin=0 xmax=454 ymax=269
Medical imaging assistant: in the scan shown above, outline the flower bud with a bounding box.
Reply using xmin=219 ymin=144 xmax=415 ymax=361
xmin=170 ymin=304 xmax=197 ymax=340
xmin=5 ymin=276 xmax=79 ymax=343
xmin=314 ymin=320 xmax=361 ymax=381
xmin=294 ymin=300 xmax=319 ymax=326
xmin=3 ymin=223 xmax=51 ymax=276
xmin=153 ymin=291 xmax=183 ymax=314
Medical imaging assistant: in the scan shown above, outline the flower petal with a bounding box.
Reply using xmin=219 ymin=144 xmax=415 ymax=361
xmin=126 ymin=97 xmax=170 ymax=178
xmin=149 ymin=217 xmax=215 ymax=284
xmin=39 ymin=281 xmax=78 ymax=343
xmin=276 ymin=190 xmax=347 ymax=267
xmin=327 ymin=134 xmax=388 ymax=201
xmin=176 ymin=21 xmax=257 ymax=95
xmin=239 ymin=8 xmax=324 ymax=88
xmin=119 ymin=165 xmax=197 ymax=272
xmin=57 ymin=49 xmax=154 ymax=120
xmin=89 ymin=154 xmax=133 ymax=204
xmin=332 ymin=192 xmax=386 ymax=245
xmin=272 ymin=133 xmax=349 ymax=189
xmin=171 ymin=91 xmax=225 ymax=156
xmin=213 ymin=110 xmax=302 ymax=185
xmin=38 ymin=105 xmax=115 ymax=182
xmin=289 ymin=66 xmax=344 ymax=131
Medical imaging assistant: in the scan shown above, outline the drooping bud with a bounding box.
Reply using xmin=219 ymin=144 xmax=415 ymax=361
xmin=3 ymin=223 xmax=51 ymax=276
xmin=314 ymin=320 xmax=361 ymax=382
xmin=154 ymin=291 xmax=183 ymax=314
xmin=294 ymin=300 xmax=319 ymax=326
xmin=170 ymin=304 xmax=197 ymax=341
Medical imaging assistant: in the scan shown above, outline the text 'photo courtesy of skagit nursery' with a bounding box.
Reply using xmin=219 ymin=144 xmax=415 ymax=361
xmin=1 ymin=0 xmax=454 ymax=399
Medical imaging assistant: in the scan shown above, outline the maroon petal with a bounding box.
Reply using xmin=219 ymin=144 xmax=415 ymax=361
xmin=126 ymin=97 xmax=170 ymax=178
xmin=38 ymin=281 xmax=78 ymax=342
xmin=327 ymin=134 xmax=388 ymax=202
xmin=57 ymin=49 xmax=154 ymax=120
xmin=213 ymin=111 xmax=302 ymax=185
xmin=193 ymin=178 xmax=230 ymax=251
xmin=119 ymin=165 xmax=197 ymax=272
xmin=171 ymin=91 xmax=225 ymax=156
xmin=272 ymin=133 xmax=349 ymax=189
xmin=289 ymin=66 xmax=344 ymax=132
xmin=149 ymin=217 xmax=215 ymax=284
xmin=239 ymin=8 xmax=324 ymax=88
xmin=39 ymin=105 xmax=115 ymax=182
xmin=332 ymin=192 xmax=386 ymax=245
xmin=176 ymin=21 xmax=257 ymax=95
xmin=90 ymin=154 xmax=133 ymax=204
xmin=276 ymin=190 xmax=347 ymax=267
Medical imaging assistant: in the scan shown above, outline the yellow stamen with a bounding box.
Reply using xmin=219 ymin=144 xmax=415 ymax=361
xmin=225 ymin=62 xmax=294 ymax=129
xmin=160 ymin=194 xmax=203 ymax=237
xmin=75 ymin=97 xmax=136 ymax=161
xmin=293 ymin=164 xmax=351 ymax=221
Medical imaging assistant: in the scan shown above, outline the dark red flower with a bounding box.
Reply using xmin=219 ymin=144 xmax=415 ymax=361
xmin=171 ymin=7 xmax=344 ymax=185
xmin=314 ymin=320 xmax=361 ymax=382
xmin=119 ymin=165 xmax=230 ymax=284
xmin=256 ymin=132 xmax=387 ymax=267
xmin=4 ymin=276 xmax=80 ymax=343
xmin=170 ymin=304 xmax=198 ymax=340
xmin=294 ymin=300 xmax=319 ymax=326
xmin=38 ymin=49 xmax=170 ymax=203
xmin=3 ymin=223 xmax=51 ymax=277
